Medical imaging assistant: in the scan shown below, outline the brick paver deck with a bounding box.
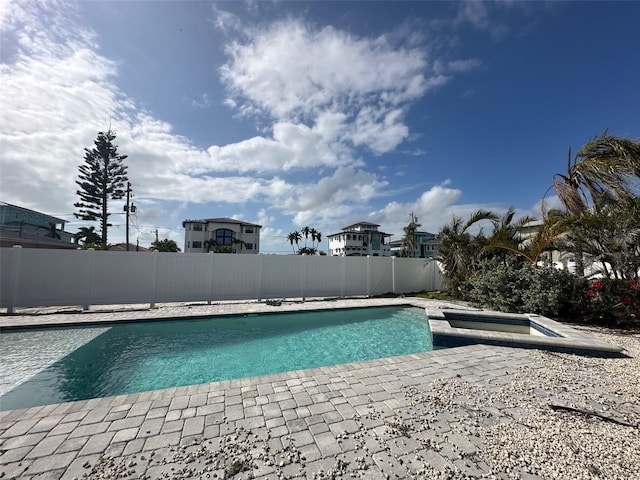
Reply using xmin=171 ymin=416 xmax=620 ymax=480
xmin=0 ymin=299 xmax=547 ymax=479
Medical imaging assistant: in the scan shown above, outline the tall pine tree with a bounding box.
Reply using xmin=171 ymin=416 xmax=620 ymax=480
xmin=74 ymin=129 xmax=128 ymax=249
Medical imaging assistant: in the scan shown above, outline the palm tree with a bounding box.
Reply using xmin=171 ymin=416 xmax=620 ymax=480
xmin=310 ymin=228 xmax=322 ymax=250
xmin=485 ymin=208 xmax=566 ymax=266
xmin=552 ymin=132 xmax=640 ymax=218
xmin=44 ymin=222 xmax=61 ymax=240
xmin=74 ymin=226 xmax=101 ymax=246
xmin=204 ymin=239 xmax=217 ymax=253
xmin=401 ymin=213 xmax=421 ymax=257
xmin=551 ymin=132 xmax=640 ymax=274
xmin=231 ymin=238 xmax=246 ymax=253
xmin=150 ymin=238 xmax=181 ymax=252
xmin=557 ymin=198 xmax=640 ymax=279
xmin=436 ymin=209 xmax=498 ymax=298
xmin=301 ymin=226 xmax=311 ymax=249
xmin=287 ymin=231 xmax=302 ymax=253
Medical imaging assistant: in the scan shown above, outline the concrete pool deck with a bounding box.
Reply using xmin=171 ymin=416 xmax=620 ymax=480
xmin=1 ymin=298 xmax=638 ymax=479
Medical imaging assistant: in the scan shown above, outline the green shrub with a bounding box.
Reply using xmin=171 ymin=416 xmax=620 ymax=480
xmin=521 ymin=264 xmax=589 ymax=319
xmin=467 ymin=259 xmax=526 ymax=313
xmin=468 ymin=259 xmax=588 ymax=319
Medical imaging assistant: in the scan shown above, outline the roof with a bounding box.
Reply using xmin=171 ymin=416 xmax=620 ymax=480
xmin=182 ymin=217 xmax=262 ymax=228
xmin=327 ymin=229 xmax=392 ymax=238
xmin=0 ymin=201 xmax=66 ymax=224
xmin=109 ymin=243 xmax=150 ymax=252
xmin=341 ymin=221 xmax=380 ymax=230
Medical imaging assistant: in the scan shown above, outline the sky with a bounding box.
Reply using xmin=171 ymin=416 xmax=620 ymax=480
xmin=1 ymin=0 xmax=638 ymax=253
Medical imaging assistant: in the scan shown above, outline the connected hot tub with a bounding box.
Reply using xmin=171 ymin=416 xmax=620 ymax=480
xmin=427 ymin=308 xmax=624 ymax=357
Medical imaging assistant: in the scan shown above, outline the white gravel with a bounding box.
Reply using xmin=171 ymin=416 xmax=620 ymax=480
xmin=415 ymin=327 xmax=640 ymax=479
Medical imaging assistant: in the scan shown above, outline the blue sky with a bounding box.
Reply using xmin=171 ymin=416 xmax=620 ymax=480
xmin=1 ymin=1 xmax=638 ymax=253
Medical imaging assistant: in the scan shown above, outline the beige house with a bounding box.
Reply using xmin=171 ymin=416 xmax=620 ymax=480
xmin=182 ymin=218 xmax=261 ymax=254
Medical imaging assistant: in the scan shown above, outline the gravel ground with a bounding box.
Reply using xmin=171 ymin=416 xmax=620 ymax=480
xmin=72 ymin=326 xmax=639 ymax=480
xmin=414 ymin=327 xmax=640 ymax=479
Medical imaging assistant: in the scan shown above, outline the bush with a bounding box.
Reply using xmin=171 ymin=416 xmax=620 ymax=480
xmin=583 ymin=278 xmax=640 ymax=328
xmin=468 ymin=259 xmax=588 ymax=319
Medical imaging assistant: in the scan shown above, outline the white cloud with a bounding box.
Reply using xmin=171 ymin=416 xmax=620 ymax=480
xmin=219 ymin=18 xmax=438 ymax=155
xmin=454 ymin=1 xmax=511 ymax=39
xmin=369 ymin=181 xmax=552 ymax=240
xmin=0 ymin=2 xmax=497 ymax=250
xmin=274 ymin=167 xmax=388 ymax=227
xmin=190 ymin=93 xmax=212 ymax=109
xmin=446 ymin=59 xmax=482 ymax=73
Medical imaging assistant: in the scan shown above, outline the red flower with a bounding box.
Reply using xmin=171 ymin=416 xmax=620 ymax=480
xmin=592 ymin=281 xmax=602 ymax=289
xmin=631 ymin=281 xmax=638 ymax=289
xmin=588 ymin=290 xmax=596 ymax=297
xmin=621 ymin=298 xmax=631 ymax=306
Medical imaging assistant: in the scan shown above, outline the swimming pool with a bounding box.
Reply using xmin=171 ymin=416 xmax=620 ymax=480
xmin=0 ymin=305 xmax=432 ymax=410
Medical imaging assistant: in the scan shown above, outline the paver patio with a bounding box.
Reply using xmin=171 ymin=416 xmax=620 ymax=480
xmin=0 ymin=299 xmax=631 ymax=479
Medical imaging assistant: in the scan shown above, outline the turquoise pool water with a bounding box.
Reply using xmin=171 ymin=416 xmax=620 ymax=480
xmin=0 ymin=306 xmax=432 ymax=410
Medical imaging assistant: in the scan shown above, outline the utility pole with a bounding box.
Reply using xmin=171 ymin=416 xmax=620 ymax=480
xmin=125 ymin=182 xmax=131 ymax=251
xmin=123 ymin=182 xmax=136 ymax=251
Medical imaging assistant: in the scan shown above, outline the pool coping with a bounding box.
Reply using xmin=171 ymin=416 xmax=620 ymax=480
xmin=427 ymin=308 xmax=624 ymax=357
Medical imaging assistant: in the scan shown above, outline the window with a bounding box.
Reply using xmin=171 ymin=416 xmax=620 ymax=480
xmin=245 ymin=243 xmax=253 ymax=250
xmin=215 ymin=228 xmax=234 ymax=246
xmin=192 ymin=241 xmax=202 ymax=248
xmin=244 ymin=226 xmax=254 ymax=233
xmin=193 ymin=223 xmax=203 ymax=231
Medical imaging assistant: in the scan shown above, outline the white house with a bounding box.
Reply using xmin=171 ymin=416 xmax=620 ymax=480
xmin=182 ymin=218 xmax=261 ymax=253
xmin=327 ymin=222 xmax=392 ymax=256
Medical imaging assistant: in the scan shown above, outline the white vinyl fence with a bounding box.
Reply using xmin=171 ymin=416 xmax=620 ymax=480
xmin=0 ymin=247 xmax=442 ymax=313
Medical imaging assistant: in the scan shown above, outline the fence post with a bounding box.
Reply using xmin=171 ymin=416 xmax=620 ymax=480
xmin=257 ymin=254 xmax=263 ymax=302
xmin=83 ymin=248 xmax=95 ymax=311
xmin=391 ymin=256 xmax=396 ymax=294
xmin=150 ymin=251 xmax=159 ymax=308
xmin=366 ymin=255 xmax=371 ymax=298
xmin=207 ymin=252 xmax=214 ymax=305
xmin=7 ymin=246 xmax=23 ymax=314
xmin=341 ymin=255 xmax=346 ymax=298
xmin=301 ymin=254 xmax=307 ymax=302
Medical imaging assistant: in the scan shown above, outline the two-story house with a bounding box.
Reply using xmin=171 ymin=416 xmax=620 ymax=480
xmin=182 ymin=218 xmax=261 ymax=253
xmin=389 ymin=231 xmax=440 ymax=258
xmin=327 ymin=222 xmax=392 ymax=257
xmin=0 ymin=202 xmax=75 ymax=249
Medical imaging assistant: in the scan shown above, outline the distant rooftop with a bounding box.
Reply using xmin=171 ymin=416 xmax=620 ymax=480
xmin=182 ymin=217 xmax=262 ymax=228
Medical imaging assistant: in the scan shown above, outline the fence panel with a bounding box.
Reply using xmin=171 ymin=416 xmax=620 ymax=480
xmin=343 ymin=257 xmax=368 ymax=297
xmin=0 ymin=248 xmax=442 ymax=311
xmin=393 ymin=257 xmax=441 ymax=292
xmin=260 ymin=255 xmax=301 ymax=299
xmin=210 ymin=254 xmax=262 ymax=300
xmin=155 ymin=252 xmax=211 ymax=303
xmin=89 ymin=251 xmax=154 ymax=305
xmin=1 ymin=248 xmax=88 ymax=308
xmin=369 ymin=257 xmax=394 ymax=295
